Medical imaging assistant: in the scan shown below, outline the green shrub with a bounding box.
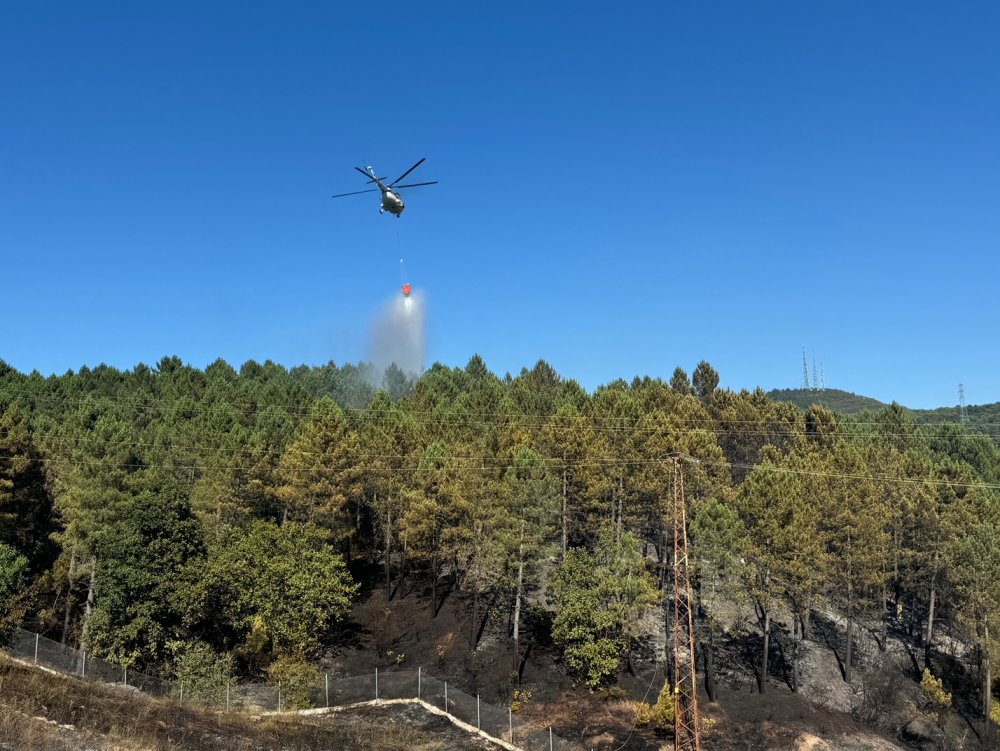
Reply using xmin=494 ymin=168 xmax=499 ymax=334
xmin=510 ymin=688 xmax=532 ymax=712
xmin=920 ymin=668 xmax=951 ymax=708
xmin=267 ymin=655 xmax=321 ymax=710
xmin=171 ymin=640 xmax=234 ymax=707
xmin=651 ymin=682 xmax=676 ymax=731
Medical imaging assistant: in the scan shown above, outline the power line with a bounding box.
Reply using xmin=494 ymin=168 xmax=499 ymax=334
xmin=2 ymin=385 xmax=999 ymax=436
xmin=8 ymin=451 xmax=999 ymax=491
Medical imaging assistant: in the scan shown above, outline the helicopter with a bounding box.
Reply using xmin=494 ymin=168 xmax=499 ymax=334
xmin=331 ymin=158 xmax=437 ymax=217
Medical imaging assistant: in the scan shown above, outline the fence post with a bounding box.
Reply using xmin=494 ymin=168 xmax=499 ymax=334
xmin=418 ymin=666 xmax=421 ymax=699
xmin=180 ymin=682 xmax=184 ymax=705
xmin=509 ymin=706 xmax=513 ymax=743
xmin=81 ymin=651 xmax=86 ymax=678
xmin=444 ymin=681 xmax=448 ymax=712
xmin=124 ymin=666 xmax=127 ymax=686
xmin=375 ymin=668 xmax=378 ymax=700
xmin=34 ymin=633 xmax=39 ymax=663
xmin=278 ymin=682 xmax=282 ymax=713
xmin=477 ymin=694 xmax=480 ymax=729
xmin=226 ymin=682 xmax=230 ymax=711
xmin=325 ymin=673 xmax=329 ymax=708
xmin=550 ymin=725 xmax=553 ymax=750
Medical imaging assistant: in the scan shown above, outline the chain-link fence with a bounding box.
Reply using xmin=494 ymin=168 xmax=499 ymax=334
xmin=5 ymin=628 xmax=580 ymax=750
xmin=8 ymin=628 xmax=173 ymax=697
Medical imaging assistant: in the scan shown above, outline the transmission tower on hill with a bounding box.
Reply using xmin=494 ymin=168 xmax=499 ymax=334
xmin=802 ymin=347 xmax=811 ymax=390
xmin=671 ymin=456 xmax=702 ymax=751
xmin=959 ymin=384 xmax=969 ymax=424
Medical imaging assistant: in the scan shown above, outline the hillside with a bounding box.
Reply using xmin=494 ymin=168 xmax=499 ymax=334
xmin=0 ymin=653 xmax=499 ymax=751
xmin=768 ymin=386 xmax=1000 ymax=442
xmin=767 ymin=388 xmax=888 ymax=413
xmin=910 ymin=401 xmax=1000 ymax=437
xmin=4 ymin=357 xmax=1000 ymax=749
xmin=2 ymin=618 xmax=912 ymax=751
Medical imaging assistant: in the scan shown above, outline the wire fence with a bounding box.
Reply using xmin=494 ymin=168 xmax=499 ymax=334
xmin=4 ymin=628 xmax=579 ymax=750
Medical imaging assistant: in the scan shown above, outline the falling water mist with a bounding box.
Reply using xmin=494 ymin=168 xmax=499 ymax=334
xmin=367 ymin=291 xmax=426 ymax=385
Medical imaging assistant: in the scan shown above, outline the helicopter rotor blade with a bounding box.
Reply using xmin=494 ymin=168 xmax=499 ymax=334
xmin=389 ymin=158 xmax=426 ymax=186
xmin=331 ymin=188 xmax=380 ymax=198
xmin=354 ymin=167 xmax=386 ymax=184
xmin=393 ymin=181 xmax=438 ymax=190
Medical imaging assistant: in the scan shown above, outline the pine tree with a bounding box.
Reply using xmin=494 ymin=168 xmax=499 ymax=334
xmin=276 ymin=398 xmax=362 ymax=542
xmin=539 ymin=400 xmax=603 ymax=557
xmin=358 ymin=392 xmax=421 ymax=590
xmin=737 ymin=451 xmax=824 ymax=693
xmin=0 ymin=405 xmax=55 ymax=569
xmin=818 ymin=443 xmax=889 ymax=683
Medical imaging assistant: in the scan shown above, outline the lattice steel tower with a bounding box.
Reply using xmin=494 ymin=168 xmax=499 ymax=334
xmin=802 ymin=347 xmax=810 ymax=390
xmin=671 ymin=456 xmax=702 ymax=751
xmin=959 ymin=384 xmax=969 ymax=424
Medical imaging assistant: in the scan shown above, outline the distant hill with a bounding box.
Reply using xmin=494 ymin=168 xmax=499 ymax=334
xmin=910 ymin=401 xmax=1000 ymax=437
xmin=768 ymin=388 xmax=1000 ymax=441
xmin=767 ymin=388 xmax=888 ymax=414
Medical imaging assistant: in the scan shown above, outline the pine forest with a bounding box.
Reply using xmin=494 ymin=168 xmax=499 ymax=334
xmin=3 ymin=355 xmax=1000 ymax=748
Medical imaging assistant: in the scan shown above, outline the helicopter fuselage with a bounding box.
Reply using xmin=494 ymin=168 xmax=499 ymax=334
xmin=367 ymin=169 xmax=405 ymax=216
xmin=331 ymin=160 xmax=433 ymax=218
xmin=380 ymin=189 xmax=404 ymax=216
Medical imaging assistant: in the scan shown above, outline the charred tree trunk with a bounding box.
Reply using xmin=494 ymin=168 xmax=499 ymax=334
xmin=384 ymin=501 xmax=392 ymax=588
xmin=925 ymin=555 xmax=939 ymax=671
xmin=61 ymin=551 xmax=77 ymax=645
xmin=397 ymin=541 xmax=408 ymax=599
xmin=845 ymin=542 xmax=854 ymax=683
xmin=85 ymin=558 xmax=96 ymax=619
xmin=846 ymin=603 xmax=854 ymax=683
xmin=561 ymin=469 xmax=568 ymax=560
xmin=705 ymin=620 xmax=717 ymax=702
xmin=658 ymin=526 xmax=668 ymax=589
xmin=431 ymin=550 xmax=438 ymax=617
xmin=983 ymin=620 xmax=992 ymax=723
xmin=792 ymin=616 xmax=800 ymax=692
xmin=472 ymin=583 xmax=480 ymax=649
xmin=81 ymin=556 xmax=96 ymax=649
xmin=880 ymin=578 xmax=888 ymax=652
xmin=512 ymin=522 xmax=526 ymax=675
xmin=893 ymin=526 xmax=901 ymax=615
xmin=759 ymin=606 xmax=770 ymax=694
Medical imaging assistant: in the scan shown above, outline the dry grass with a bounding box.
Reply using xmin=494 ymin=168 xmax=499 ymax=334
xmin=0 ymin=653 xmax=487 ymax=750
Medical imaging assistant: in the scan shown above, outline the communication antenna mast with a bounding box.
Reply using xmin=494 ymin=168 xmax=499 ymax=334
xmin=820 ymin=363 xmax=826 ymax=391
xmin=802 ymin=347 xmax=810 ymax=390
xmin=812 ymin=355 xmax=818 ymax=393
xmin=671 ymin=456 xmax=702 ymax=751
xmin=959 ymin=384 xmax=969 ymax=424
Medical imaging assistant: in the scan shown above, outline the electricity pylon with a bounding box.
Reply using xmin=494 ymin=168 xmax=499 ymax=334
xmin=671 ymin=456 xmax=702 ymax=751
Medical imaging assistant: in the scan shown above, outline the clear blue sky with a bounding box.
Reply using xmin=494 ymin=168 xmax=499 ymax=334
xmin=2 ymin=2 xmax=998 ymax=409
